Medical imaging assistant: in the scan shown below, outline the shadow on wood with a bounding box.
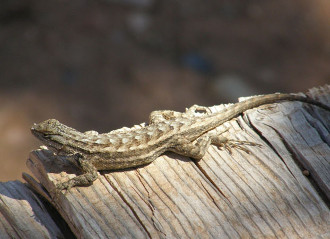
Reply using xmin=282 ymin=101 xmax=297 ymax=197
xmin=1 ymin=85 xmax=329 ymax=238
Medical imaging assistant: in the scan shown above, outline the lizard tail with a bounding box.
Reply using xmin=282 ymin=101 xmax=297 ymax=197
xmin=203 ymin=93 xmax=330 ymax=132
xmin=235 ymin=93 xmax=330 ymax=112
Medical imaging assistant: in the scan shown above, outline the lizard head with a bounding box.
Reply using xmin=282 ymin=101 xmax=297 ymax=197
xmin=31 ymin=119 xmax=73 ymax=153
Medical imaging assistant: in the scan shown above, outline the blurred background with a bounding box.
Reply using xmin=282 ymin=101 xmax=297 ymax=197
xmin=0 ymin=0 xmax=329 ymax=181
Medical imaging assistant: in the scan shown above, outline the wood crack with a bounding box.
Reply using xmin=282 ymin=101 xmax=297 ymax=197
xmin=194 ymin=161 xmax=231 ymax=204
xmin=107 ymin=178 xmax=152 ymax=239
xmin=135 ymin=171 xmax=167 ymax=237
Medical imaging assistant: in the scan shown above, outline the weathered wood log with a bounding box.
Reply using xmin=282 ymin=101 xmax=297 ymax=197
xmin=0 ymin=180 xmax=74 ymax=238
xmin=1 ymin=85 xmax=329 ymax=238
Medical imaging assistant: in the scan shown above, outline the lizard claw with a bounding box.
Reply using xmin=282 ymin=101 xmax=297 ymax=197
xmin=49 ymin=181 xmax=71 ymax=202
xmin=217 ymin=140 xmax=262 ymax=154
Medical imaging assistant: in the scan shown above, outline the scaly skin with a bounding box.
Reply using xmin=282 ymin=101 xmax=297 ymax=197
xmin=31 ymin=93 xmax=330 ymax=191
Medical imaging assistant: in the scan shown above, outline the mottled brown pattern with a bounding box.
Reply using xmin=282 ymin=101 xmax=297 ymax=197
xmin=31 ymin=93 xmax=330 ymax=191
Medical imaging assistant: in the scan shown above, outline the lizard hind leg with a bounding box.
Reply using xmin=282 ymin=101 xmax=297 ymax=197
xmin=169 ymin=135 xmax=213 ymax=160
xmin=185 ymin=104 xmax=212 ymax=116
xmin=149 ymin=110 xmax=185 ymax=124
xmin=210 ymin=134 xmax=262 ymax=154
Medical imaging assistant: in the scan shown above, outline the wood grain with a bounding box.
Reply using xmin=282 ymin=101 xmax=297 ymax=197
xmin=0 ymin=180 xmax=73 ymax=238
xmin=2 ymin=85 xmax=329 ymax=238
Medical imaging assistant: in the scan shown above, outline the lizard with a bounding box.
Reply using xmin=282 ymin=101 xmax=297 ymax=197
xmin=31 ymin=93 xmax=330 ymax=192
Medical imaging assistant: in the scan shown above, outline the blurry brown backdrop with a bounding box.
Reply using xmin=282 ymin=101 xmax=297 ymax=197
xmin=0 ymin=0 xmax=329 ymax=181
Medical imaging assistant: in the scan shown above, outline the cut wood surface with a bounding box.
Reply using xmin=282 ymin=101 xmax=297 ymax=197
xmin=0 ymin=180 xmax=74 ymax=238
xmin=1 ymin=85 xmax=329 ymax=239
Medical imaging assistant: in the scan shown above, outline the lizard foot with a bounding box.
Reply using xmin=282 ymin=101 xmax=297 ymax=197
xmin=217 ymin=140 xmax=262 ymax=154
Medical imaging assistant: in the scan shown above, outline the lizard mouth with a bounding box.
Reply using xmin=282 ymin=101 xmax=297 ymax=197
xmin=31 ymin=119 xmax=63 ymax=140
xmin=31 ymin=123 xmax=64 ymax=151
xmin=31 ymin=123 xmax=50 ymax=140
xmin=31 ymin=124 xmax=45 ymax=139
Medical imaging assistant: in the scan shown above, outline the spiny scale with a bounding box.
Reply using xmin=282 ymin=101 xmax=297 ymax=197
xmin=31 ymin=93 xmax=330 ymax=191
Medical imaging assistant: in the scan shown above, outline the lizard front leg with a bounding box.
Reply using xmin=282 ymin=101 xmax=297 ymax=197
xmin=56 ymin=156 xmax=98 ymax=192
